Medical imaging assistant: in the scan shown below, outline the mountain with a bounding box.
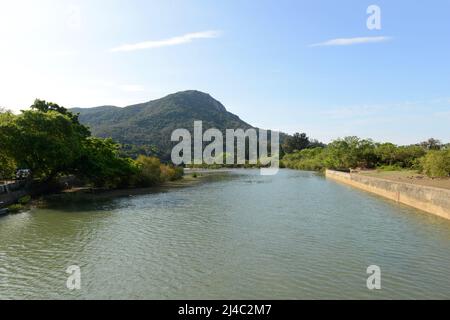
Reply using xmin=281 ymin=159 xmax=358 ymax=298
xmin=71 ymin=90 xmax=254 ymax=160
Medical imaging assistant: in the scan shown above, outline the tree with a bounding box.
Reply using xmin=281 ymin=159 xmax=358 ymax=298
xmin=420 ymin=138 xmax=442 ymax=151
xmin=375 ymin=143 xmax=398 ymax=166
xmin=0 ymin=110 xmax=85 ymax=180
xmin=31 ymin=99 xmax=90 ymax=138
xmin=75 ymin=137 xmax=138 ymax=188
xmin=0 ymin=153 xmax=16 ymax=180
xmin=394 ymin=145 xmax=425 ymax=168
xmin=282 ymin=133 xmax=311 ymax=154
xmin=420 ymin=150 xmax=450 ymax=177
xmin=324 ymin=137 xmax=376 ymax=170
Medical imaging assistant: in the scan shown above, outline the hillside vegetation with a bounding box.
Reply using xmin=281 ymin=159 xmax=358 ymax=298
xmin=72 ymin=90 xmax=253 ymax=160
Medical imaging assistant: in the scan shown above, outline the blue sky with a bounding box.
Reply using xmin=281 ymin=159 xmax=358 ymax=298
xmin=0 ymin=0 xmax=449 ymax=144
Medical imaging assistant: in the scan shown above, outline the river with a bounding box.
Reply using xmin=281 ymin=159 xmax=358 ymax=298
xmin=0 ymin=169 xmax=449 ymax=299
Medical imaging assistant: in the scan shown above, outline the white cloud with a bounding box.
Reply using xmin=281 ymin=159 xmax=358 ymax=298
xmin=309 ymin=36 xmax=392 ymax=47
xmin=110 ymin=30 xmax=221 ymax=52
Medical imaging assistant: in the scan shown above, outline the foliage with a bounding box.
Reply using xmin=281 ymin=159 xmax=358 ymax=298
xmin=281 ymin=132 xmax=325 ymax=154
xmin=420 ymin=150 xmax=450 ymax=178
xmin=419 ymin=138 xmax=443 ymax=151
xmin=7 ymin=204 xmax=23 ymax=213
xmin=0 ymin=110 xmax=86 ymax=179
xmin=160 ymin=164 xmax=184 ymax=182
xmin=76 ymin=138 xmax=138 ymax=188
xmin=282 ymin=133 xmax=310 ymax=154
xmin=71 ymin=91 xmax=255 ymax=161
xmin=18 ymin=195 xmax=32 ymax=205
xmin=0 ymin=100 xmax=140 ymax=188
xmin=31 ymin=99 xmax=90 ymax=137
xmin=282 ymin=136 xmax=438 ymax=177
xmin=0 ymin=153 xmax=16 ymax=180
xmin=134 ymin=156 xmax=184 ymax=186
xmin=120 ymin=144 xmax=159 ymax=159
xmin=283 ymin=147 xmax=327 ymax=171
xmin=323 ymin=137 xmax=377 ymax=170
xmin=135 ymin=156 xmax=162 ymax=186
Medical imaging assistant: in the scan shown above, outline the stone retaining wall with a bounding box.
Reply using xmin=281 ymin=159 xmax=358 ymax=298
xmin=326 ymin=170 xmax=450 ymax=220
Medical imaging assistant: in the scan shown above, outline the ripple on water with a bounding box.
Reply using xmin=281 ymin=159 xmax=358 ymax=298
xmin=0 ymin=170 xmax=450 ymax=299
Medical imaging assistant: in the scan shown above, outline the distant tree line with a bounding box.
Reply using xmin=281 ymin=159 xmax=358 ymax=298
xmin=282 ymin=133 xmax=450 ymax=178
xmin=0 ymin=100 xmax=183 ymax=188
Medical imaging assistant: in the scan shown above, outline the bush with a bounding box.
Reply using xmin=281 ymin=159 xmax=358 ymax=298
xmin=135 ymin=156 xmax=161 ymax=186
xmin=160 ymin=165 xmax=183 ymax=181
xmin=283 ymin=147 xmax=327 ymax=171
xmin=8 ymin=204 xmax=23 ymax=213
xmin=0 ymin=154 xmax=16 ymax=180
xmin=18 ymin=195 xmax=31 ymax=205
xmin=420 ymin=150 xmax=450 ymax=178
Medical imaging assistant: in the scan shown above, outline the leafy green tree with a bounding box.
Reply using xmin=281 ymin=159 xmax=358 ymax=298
xmin=324 ymin=137 xmax=376 ymax=170
xmin=282 ymin=133 xmax=311 ymax=154
xmin=0 ymin=110 xmax=85 ymax=180
xmin=420 ymin=149 xmax=450 ymax=177
xmin=375 ymin=143 xmax=398 ymax=166
xmin=0 ymin=154 xmax=16 ymax=180
xmin=76 ymin=137 xmax=138 ymax=188
xmin=394 ymin=145 xmax=426 ymax=168
xmin=31 ymin=99 xmax=90 ymax=138
xmin=282 ymin=147 xmax=327 ymax=171
xmin=420 ymin=138 xmax=442 ymax=151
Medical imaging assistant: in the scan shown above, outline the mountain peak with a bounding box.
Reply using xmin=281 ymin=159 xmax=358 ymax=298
xmin=72 ymin=90 xmax=252 ymax=159
xmin=158 ymin=90 xmax=227 ymax=113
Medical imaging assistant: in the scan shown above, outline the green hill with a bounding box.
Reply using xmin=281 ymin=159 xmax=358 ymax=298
xmin=71 ymin=90 xmax=255 ymax=160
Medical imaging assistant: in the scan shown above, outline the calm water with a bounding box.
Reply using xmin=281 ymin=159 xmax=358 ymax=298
xmin=0 ymin=169 xmax=449 ymax=299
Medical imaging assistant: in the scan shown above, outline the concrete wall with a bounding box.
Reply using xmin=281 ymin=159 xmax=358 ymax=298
xmin=0 ymin=189 xmax=28 ymax=207
xmin=0 ymin=181 xmax=29 ymax=208
xmin=325 ymin=170 xmax=450 ymax=220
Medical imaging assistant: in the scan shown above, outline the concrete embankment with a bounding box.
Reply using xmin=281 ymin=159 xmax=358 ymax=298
xmin=0 ymin=181 xmax=29 ymax=209
xmin=325 ymin=170 xmax=450 ymax=220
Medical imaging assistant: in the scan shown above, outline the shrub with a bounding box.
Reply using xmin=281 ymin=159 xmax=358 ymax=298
xmin=8 ymin=204 xmax=23 ymax=213
xmin=18 ymin=195 xmax=31 ymax=205
xmin=160 ymin=164 xmax=183 ymax=182
xmin=420 ymin=150 xmax=450 ymax=178
xmin=283 ymin=147 xmax=327 ymax=171
xmin=135 ymin=156 xmax=161 ymax=186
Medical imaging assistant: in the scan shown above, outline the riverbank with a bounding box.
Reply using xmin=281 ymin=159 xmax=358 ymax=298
xmin=326 ymin=169 xmax=450 ymax=220
xmin=30 ymin=171 xmax=229 ymax=206
xmin=358 ymin=170 xmax=450 ymax=190
xmin=0 ymin=172 xmax=213 ymax=215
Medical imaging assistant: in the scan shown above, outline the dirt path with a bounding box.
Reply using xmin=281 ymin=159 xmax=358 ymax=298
xmin=358 ymin=170 xmax=450 ymax=190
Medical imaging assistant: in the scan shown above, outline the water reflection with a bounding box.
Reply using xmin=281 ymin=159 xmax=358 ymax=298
xmin=0 ymin=169 xmax=449 ymax=299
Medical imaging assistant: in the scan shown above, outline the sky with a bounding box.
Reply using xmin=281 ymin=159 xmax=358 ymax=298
xmin=0 ymin=0 xmax=449 ymax=144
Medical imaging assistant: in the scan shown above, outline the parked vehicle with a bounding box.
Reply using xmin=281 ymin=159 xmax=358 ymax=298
xmin=16 ymin=169 xmax=32 ymax=180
